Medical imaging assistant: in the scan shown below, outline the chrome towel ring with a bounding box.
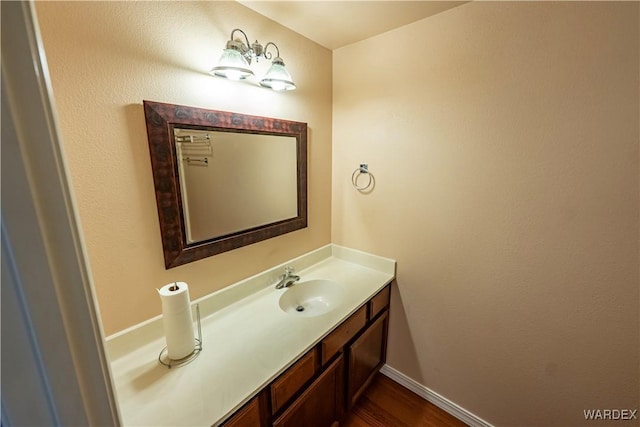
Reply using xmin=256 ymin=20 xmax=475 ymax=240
xmin=351 ymin=164 xmax=374 ymax=192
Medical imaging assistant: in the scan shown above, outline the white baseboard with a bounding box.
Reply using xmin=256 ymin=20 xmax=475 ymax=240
xmin=380 ymin=365 xmax=494 ymax=427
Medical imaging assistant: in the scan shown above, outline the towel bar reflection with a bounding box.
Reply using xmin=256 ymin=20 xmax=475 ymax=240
xmin=183 ymin=157 xmax=209 ymax=166
xmin=351 ymin=164 xmax=374 ymax=192
xmin=176 ymin=133 xmax=213 ymax=155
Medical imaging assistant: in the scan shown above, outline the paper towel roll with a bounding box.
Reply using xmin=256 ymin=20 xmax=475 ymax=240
xmin=158 ymin=282 xmax=195 ymax=360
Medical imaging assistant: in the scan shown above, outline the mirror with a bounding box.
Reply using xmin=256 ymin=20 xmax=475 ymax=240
xmin=143 ymin=100 xmax=307 ymax=268
xmin=174 ymin=128 xmax=298 ymax=243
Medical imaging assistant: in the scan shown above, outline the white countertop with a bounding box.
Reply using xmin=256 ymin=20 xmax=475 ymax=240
xmin=107 ymin=245 xmax=396 ymax=426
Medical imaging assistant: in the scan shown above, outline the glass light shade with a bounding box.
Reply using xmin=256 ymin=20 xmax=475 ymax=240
xmin=210 ymin=48 xmax=253 ymax=81
xmin=260 ymin=58 xmax=296 ymax=91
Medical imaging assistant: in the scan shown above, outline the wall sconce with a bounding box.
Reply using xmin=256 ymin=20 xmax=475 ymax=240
xmin=210 ymin=28 xmax=296 ymax=91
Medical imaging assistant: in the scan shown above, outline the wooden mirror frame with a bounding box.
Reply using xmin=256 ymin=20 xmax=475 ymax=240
xmin=143 ymin=100 xmax=308 ymax=268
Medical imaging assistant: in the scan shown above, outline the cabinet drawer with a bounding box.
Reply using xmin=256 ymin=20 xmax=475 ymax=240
xmin=369 ymin=285 xmax=390 ymax=320
xmin=220 ymin=396 xmax=260 ymax=427
xmin=271 ymin=349 xmax=317 ymax=414
xmin=321 ymin=306 xmax=367 ymax=365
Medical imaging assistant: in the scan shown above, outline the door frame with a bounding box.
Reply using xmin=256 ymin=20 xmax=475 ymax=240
xmin=1 ymin=1 xmax=120 ymax=425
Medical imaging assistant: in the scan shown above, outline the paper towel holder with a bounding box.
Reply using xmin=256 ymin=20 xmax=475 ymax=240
xmin=158 ymin=304 xmax=202 ymax=368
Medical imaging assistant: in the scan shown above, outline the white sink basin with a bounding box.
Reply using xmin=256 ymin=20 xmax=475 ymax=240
xmin=278 ymin=279 xmax=345 ymax=317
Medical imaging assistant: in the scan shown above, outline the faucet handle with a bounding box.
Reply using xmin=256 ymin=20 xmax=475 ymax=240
xmin=285 ymin=265 xmax=295 ymax=275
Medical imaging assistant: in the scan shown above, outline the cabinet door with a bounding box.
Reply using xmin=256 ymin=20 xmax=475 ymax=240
xmin=348 ymin=310 xmax=388 ymax=407
xmin=272 ymin=355 xmax=343 ymax=427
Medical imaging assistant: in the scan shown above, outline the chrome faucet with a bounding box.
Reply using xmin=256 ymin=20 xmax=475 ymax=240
xmin=275 ymin=266 xmax=300 ymax=289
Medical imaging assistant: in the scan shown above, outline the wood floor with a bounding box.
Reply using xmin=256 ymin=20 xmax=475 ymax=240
xmin=342 ymin=374 xmax=468 ymax=427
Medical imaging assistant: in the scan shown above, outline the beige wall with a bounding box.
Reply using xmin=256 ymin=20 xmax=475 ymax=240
xmin=333 ymin=2 xmax=638 ymax=426
xmin=36 ymin=1 xmax=332 ymax=336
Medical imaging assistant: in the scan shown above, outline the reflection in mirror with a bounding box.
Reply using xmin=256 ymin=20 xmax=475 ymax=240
xmin=174 ymin=128 xmax=298 ymax=243
xmin=143 ymin=100 xmax=308 ymax=269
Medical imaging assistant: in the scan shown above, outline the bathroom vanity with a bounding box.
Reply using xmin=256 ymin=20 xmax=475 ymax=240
xmin=224 ymin=284 xmax=390 ymax=426
xmin=106 ymin=245 xmax=395 ymax=426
